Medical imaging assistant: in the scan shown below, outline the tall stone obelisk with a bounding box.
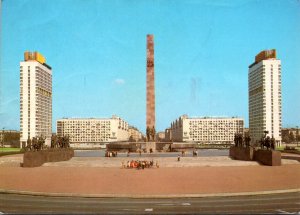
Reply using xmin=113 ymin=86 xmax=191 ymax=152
xmin=146 ymin=34 xmax=155 ymax=144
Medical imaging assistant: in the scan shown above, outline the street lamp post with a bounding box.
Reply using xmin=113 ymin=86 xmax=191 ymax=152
xmin=296 ymin=126 xmax=299 ymax=147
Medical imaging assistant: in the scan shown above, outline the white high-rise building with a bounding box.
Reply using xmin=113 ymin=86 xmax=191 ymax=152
xmin=248 ymin=49 xmax=282 ymax=146
xmin=20 ymin=51 xmax=52 ymax=148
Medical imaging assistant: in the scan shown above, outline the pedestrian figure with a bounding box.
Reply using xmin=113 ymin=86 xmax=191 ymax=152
xmin=193 ymin=150 xmax=197 ymax=157
xmin=177 ymin=155 xmax=180 ymax=162
xmin=156 ymin=161 xmax=159 ymax=168
xmin=127 ymin=161 xmax=130 ymax=168
xmin=150 ymin=160 xmax=153 ymax=167
xmin=142 ymin=162 xmax=145 ymax=169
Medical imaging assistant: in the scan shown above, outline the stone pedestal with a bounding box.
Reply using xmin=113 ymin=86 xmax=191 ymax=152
xmin=229 ymin=146 xmax=254 ymax=161
xmin=22 ymin=148 xmax=74 ymax=167
xmin=156 ymin=142 xmax=172 ymax=152
xmin=171 ymin=143 xmax=196 ymax=152
xmin=254 ymin=150 xmax=281 ymax=166
xmin=145 ymin=142 xmax=156 ymax=153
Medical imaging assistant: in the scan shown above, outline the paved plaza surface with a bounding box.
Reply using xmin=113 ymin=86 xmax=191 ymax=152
xmin=0 ymin=150 xmax=299 ymax=197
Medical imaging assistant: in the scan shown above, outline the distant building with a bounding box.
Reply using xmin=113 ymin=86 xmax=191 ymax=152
xmin=0 ymin=130 xmax=20 ymax=148
xmin=128 ymin=126 xmax=143 ymax=142
xmin=56 ymin=115 xmax=129 ymax=148
xmin=248 ymin=49 xmax=282 ymax=146
xmin=281 ymin=128 xmax=300 ymax=143
xmin=164 ymin=128 xmax=172 ymax=142
xmin=244 ymin=128 xmax=249 ymax=137
xmin=20 ymin=51 xmax=52 ymax=148
xmin=156 ymin=132 xmax=165 ymax=142
xmin=170 ymin=115 xmax=244 ymax=144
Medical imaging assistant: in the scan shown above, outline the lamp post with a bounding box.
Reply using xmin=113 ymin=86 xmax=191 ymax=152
xmin=296 ymin=126 xmax=299 ymax=147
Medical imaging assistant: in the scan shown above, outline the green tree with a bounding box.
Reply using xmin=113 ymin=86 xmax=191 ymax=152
xmin=289 ymin=132 xmax=295 ymax=143
xmin=296 ymin=129 xmax=300 ymax=142
xmin=51 ymin=134 xmax=57 ymax=148
xmin=3 ymin=132 xmax=20 ymax=147
xmin=296 ymin=134 xmax=300 ymax=142
xmin=282 ymin=134 xmax=290 ymax=143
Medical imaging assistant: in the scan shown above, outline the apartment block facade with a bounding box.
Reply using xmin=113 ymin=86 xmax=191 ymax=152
xmin=170 ymin=115 xmax=244 ymax=143
xmin=56 ymin=116 xmax=129 ymax=148
xmin=248 ymin=49 xmax=282 ymax=146
xmin=128 ymin=126 xmax=143 ymax=142
xmin=20 ymin=51 xmax=52 ymax=148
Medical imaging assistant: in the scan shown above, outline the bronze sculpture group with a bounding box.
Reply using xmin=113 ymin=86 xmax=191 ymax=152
xmin=25 ymin=136 xmax=46 ymax=151
xmin=25 ymin=135 xmax=70 ymax=151
xmin=234 ymin=133 xmax=251 ymax=148
xmin=146 ymin=126 xmax=156 ymax=141
xmin=234 ymin=131 xmax=275 ymax=150
xmin=50 ymin=135 xmax=70 ymax=149
xmin=259 ymin=131 xmax=275 ymax=150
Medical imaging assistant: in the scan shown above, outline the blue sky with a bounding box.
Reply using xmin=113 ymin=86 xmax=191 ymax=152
xmin=0 ymin=0 xmax=299 ymax=133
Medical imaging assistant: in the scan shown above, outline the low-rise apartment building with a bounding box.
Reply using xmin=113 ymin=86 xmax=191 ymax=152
xmin=128 ymin=126 xmax=143 ymax=142
xmin=56 ymin=115 xmax=129 ymax=148
xmin=170 ymin=115 xmax=244 ymax=144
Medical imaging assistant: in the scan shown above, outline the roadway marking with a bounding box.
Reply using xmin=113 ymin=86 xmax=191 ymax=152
xmin=122 ymin=209 xmax=138 ymax=211
xmin=182 ymin=203 xmax=191 ymax=206
xmin=275 ymin=209 xmax=295 ymax=214
xmin=145 ymin=208 xmax=153 ymax=212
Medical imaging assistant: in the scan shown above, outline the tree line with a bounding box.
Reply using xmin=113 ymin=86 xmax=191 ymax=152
xmin=282 ymin=131 xmax=300 ymax=143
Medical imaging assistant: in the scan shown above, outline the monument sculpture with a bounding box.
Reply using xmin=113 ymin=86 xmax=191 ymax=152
xmin=234 ymin=133 xmax=251 ymax=148
xmin=146 ymin=34 xmax=155 ymax=142
xmin=231 ymin=133 xmax=254 ymax=161
xmin=259 ymin=131 xmax=275 ymax=150
xmin=105 ymin=35 xmax=157 ymax=153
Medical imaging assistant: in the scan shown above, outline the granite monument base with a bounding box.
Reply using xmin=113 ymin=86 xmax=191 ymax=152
xmin=22 ymin=148 xmax=74 ymax=168
xmin=145 ymin=142 xmax=156 ymax=153
xmin=254 ymin=149 xmax=281 ymax=166
xmin=156 ymin=142 xmax=172 ymax=152
xmin=229 ymin=146 xmax=254 ymax=161
xmin=106 ymin=143 xmax=138 ymax=152
xmin=170 ymin=143 xmax=196 ymax=152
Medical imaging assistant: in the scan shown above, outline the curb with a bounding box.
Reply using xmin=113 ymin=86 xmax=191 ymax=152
xmin=0 ymin=188 xmax=299 ymax=198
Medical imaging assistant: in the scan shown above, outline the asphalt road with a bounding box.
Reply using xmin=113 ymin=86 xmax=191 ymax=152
xmin=0 ymin=192 xmax=299 ymax=214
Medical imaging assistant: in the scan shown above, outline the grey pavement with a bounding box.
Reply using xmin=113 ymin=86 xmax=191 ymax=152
xmin=0 ymin=192 xmax=299 ymax=214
